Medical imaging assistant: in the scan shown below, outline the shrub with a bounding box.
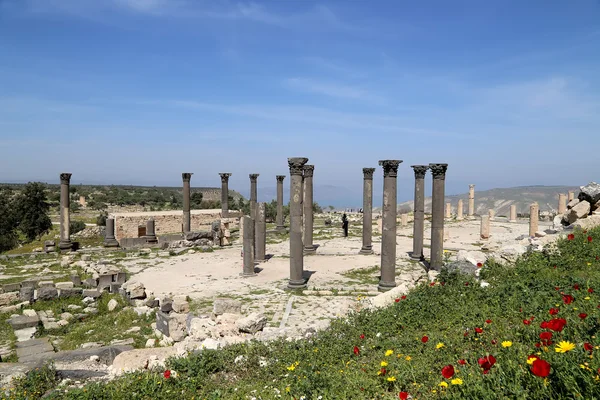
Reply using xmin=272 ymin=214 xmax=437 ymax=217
xmin=69 ymin=220 xmax=86 ymax=235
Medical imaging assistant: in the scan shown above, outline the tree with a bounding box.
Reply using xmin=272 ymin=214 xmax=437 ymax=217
xmin=313 ymin=202 xmax=323 ymax=213
xmin=190 ymin=192 xmax=203 ymax=209
xmin=0 ymin=188 xmax=18 ymax=252
xmin=96 ymin=212 xmax=107 ymax=226
xmin=14 ymin=182 xmax=52 ymax=242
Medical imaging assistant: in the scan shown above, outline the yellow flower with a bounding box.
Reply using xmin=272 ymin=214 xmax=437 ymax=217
xmin=585 ymin=296 xmax=591 ymax=300
xmin=287 ymin=364 xmax=296 ymax=371
xmin=439 ymin=382 xmax=448 ymax=388
xmin=385 ymin=350 xmax=394 ymax=357
xmin=451 ymin=378 xmax=463 ymax=385
xmin=381 ymin=361 xmax=388 ymax=367
xmin=436 ymin=343 xmax=445 ymax=349
xmin=387 ymin=376 xmax=396 ymax=382
xmin=405 ymin=356 xmax=412 ymax=361
xmin=286 ymin=387 xmax=290 ymax=393
xmin=501 ymin=341 xmax=513 ymax=348
xmin=555 ymin=341 xmax=576 ymax=353
xmin=527 ymin=356 xmax=537 ymax=365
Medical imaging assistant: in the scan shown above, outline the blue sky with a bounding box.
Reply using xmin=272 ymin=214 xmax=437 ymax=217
xmin=1 ymin=0 xmax=599 ymax=206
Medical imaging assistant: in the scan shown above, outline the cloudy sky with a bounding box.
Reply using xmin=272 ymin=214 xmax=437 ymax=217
xmin=0 ymin=0 xmax=599 ymax=206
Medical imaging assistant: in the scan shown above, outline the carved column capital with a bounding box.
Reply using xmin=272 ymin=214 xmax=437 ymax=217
xmin=469 ymin=184 xmax=475 ymax=190
xmin=303 ymin=165 xmax=314 ymax=177
xmin=362 ymin=168 xmax=375 ymax=180
xmin=249 ymin=174 xmax=260 ymax=182
xmin=182 ymin=173 xmax=193 ymax=182
xmin=429 ymin=163 xmax=448 ymax=180
xmin=288 ymin=157 xmax=309 ymax=176
xmin=410 ymin=165 xmax=429 ymax=179
xmin=60 ymin=173 xmax=72 ymax=185
xmin=219 ymin=173 xmax=232 ymax=183
xmin=276 ymin=175 xmax=286 ymax=182
xmin=378 ymin=160 xmax=403 ymax=177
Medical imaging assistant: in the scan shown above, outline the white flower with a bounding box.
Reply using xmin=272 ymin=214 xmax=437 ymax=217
xmin=376 ymin=332 xmax=382 ymax=338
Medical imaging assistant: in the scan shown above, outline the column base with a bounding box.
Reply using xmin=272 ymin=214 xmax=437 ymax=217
xmin=58 ymin=241 xmax=73 ymax=252
xmin=303 ymin=246 xmax=316 ymax=254
xmin=409 ymin=252 xmax=423 ymax=261
xmin=104 ymin=239 xmax=119 ymax=248
xmin=509 ymin=219 xmax=517 ymax=223
xmin=377 ymin=280 xmax=397 ymax=292
xmin=276 ymin=225 xmax=286 ymax=231
xmin=145 ymin=236 xmax=158 ymax=244
xmin=286 ymin=279 xmax=307 ymax=290
xmin=240 ymin=272 xmax=257 ymax=278
xmin=359 ymin=247 xmax=373 ymax=255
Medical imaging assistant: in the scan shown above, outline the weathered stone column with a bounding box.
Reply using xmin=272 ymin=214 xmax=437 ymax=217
xmin=276 ymin=175 xmax=286 ymax=230
xmin=249 ymin=174 xmax=259 ymax=219
xmin=303 ymin=165 xmax=315 ymax=254
xmin=410 ymin=165 xmax=428 ymax=261
xmin=145 ymin=218 xmax=157 ymax=243
xmin=568 ymin=191 xmax=575 ymax=201
xmin=488 ymin=209 xmax=495 ymax=221
xmin=456 ymin=199 xmax=464 ymax=220
xmin=445 ymin=202 xmax=452 ymax=219
xmin=359 ymin=168 xmax=375 ymax=255
xmin=529 ymin=203 xmax=539 ymax=237
xmin=59 ymin=173 xmax=73 ymax=251
xmin=429 ymin=163 xmax=448 ymax=271
xmin=219 ymin=173 xmax=231 ymax=217
xmin=255 ymin=202 xmax=266 ymax=262
xmin=241 ymin=216 xmax=255 ymax=277
xmin=480 ymin=215 xmax=490 ymax=239
xmin=288 ymin=157 xmax=309 ymax=289
xmin=401 ymin=213 xmax=408 ymax=227
xmin=378 ymin=160 xmax=402 ymax=292
xmin=468 ymin=184 xmax=475 ymax=216
xmin=104 ymin=218 xmax=119 ymax=247
xmin=558 ymin=193 xmax=567 ymax=214
xmin=182 ymin=173 xmax=192 ymax=233
xmin=509 ymin=205 xmax=517 ymax=222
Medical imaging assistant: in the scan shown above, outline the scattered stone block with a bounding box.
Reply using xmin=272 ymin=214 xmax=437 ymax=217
xmin=22 ymin=309 xmax=37 ymax=317
xmin=563 ymin=200 xmax=591 ymax=224
xmin=116 ymin=272 xmax=127 ymax=284
xmin=82 ymin=289 xmax=101 ymax=298
xmin=55 ymin=282 xmax=74 ymax=290
xmin=8 ymin=315 xmax=40 ymax=330
xmin=14 ymin=327 xmax=37 ymax=342
xmin=145 ymin=339 xmax=156 ymax=348
xmin=36 ymin=286 xmax=58 ymax=301
xmin=213 ymin=298 xmax=242 ymax=316
xmin=123 ymin=281 xmax=146 ymax=299
xmin=236 ymin=313 xmax=267 ymax=334
xmin=172 ymin=295 xmax=189 ymax=313
xmin=38 ymin=281 xmax=55 ymax=288
xmin=19 ymin=287 xmax=34 ymax=303
xmin=58 ymin=288 xmax=83 ymax=298
xmin=111 ymin=338 xmax=135 ymax=346
xmin=107 ymin=299 xmax=119 ymax=312
xmin=159 ymin=297 xmax=173 ymax=313
xmin=567 ymin=199 xmax=579 ymax=210
xmin=145 ymin=298 xmax=159 ymax=308
xmin=60 ymin=312 xmax=74 ymax=321
xmin=3 ymin=283 xmax=20 ymax=293
xmin=156 ymin=311 xmax=188 ymax=342
xmin=98 ymin=274 xmax=113 ymax=291
xmin=83 ymin=278 xmax=98 ymax=288
xmin=70 ymin=275 xmax=82 ymax=286
xmin=0 ymin=292 xmax=19 ymax=307
xmin=109 ymin=283 xmax=122 ymax=294
xmin=20 ymin=280 xmax=35 ymax=289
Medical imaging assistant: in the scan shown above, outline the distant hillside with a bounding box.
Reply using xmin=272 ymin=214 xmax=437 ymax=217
xmin=379 ymin=185 xmax=582 ymax=216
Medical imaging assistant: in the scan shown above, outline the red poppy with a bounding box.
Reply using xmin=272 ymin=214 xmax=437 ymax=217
xmin=554 ymin=287 xmax=560 ymax=291
xmin=475 ymin=327 xmax=483 ymax=334
xmin=531 ymin=359 xmax=551 ymax=377
xmin=547 ymin=318 xmax=567 ymax=332
xmin=491 ymin=340 xmax=497 ymax=345
xmin=477 ymin=262 xmax=483 ymax=268
xmin=465 ymin=282 xmax=469 ymax=286
xmin=429 ymin=283 xmax=435 ymax=287
xmin=568 ymin=234 xmax=575 ymax=241
xmin=380 ymin=368 xmax=387 ymax=376
xmin=457 ymin=359 xmax=467 ymax=365
xmin=539 ymin=331 xmax=553 ymax=345
xmin=523 ymin=319 xmax=531 ymax=325
xmin=463 ymin=331 xmax=469 ymax=337
xmin=549 ymin=308 xmax=559 ymax=315
xmin=588 ymin=236 xmax=593 ymax=243
xmin=440 ymin=282 xmax=445 ymax=286
xmin=353 ymin=346 xmax=360 ymax=355
xmin=360 ymin=334 xmax=365 ymax=340
xmin=421 ymin=336 xmax=429 ymax=343
xmin=163 ymin=370 xmax=171 ymax=379
xmin=563 ymin=295 xmax=574 ymax=304
xmin=530 ymin=316 xmax=535 ymax=321
xmin=401 ymin=295 xmax=407 ymax=300
xmin=441 ymin=364 xmax=455 ymax=379
xmin=478 ymin=355 xmax=496 ymax=374
xmin=540 ymin=321 xmax=549 ymax=329
xmin=573 ymin=284 xmax=580 ymax=290
xmin=395 ymin=298 xmax=400 ymax=303
xmin=485 ymin=319 xmax=492 ymax=324
xmin=534 ymin=342 xmax=541 ymax=348
xmin=579 ymin=313 xmax=588 ymax=319
xmin=584 ymin=342 xmax=593 ymax=352
xmin=588 ymin=288 xmax=594 ymax=293
xmin=399 ymin=392 xmax=409 ymax=400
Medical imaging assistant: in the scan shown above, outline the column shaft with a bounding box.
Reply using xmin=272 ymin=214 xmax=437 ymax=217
xmin=360 ymin=168 xmax=375 ymax=255
xmin=219 ymin=173 xmax=231 ymax=218
xmin=378 ymin=160 xmax=402 ymax=291
xmin=558 ymin=194 xmax=567 ymax=214
xmin=59 ymin=173 xmax=72 ymax=251
xmin=288 ymin=158 xmax=308 ymax=289
xmin=104 ymin=217 xmax=119 ymax=247
xmin=480 ymin=215 xmax=490 ymax=239
xmin=255 ymin=202 xmax=266 ymax=261
xmin=241 ymin=216 xmax=255 ymax=276
xmin=529 ymin=203 xmax=539 ymax=237
xmin=182 ymin=173 xmax=192 ymax=233
xmin=430 ymin=163 xmax=448 ymax=271
xmin=276 ymin=175 xmax=285 ymax=230
xmin=468 ymin=184 xmax=475 ymax=216
xmin=410 ymin=166 xmax=428 ymax=261
xmin=303 ymin=165 xmax=315 ymax=253
xmin=509 ymin=205 xmax=517 ymax=222
xmin=457 ymin=199 xmax=464 ymax=220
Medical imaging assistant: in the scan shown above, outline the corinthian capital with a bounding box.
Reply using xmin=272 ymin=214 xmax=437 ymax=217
xmin=362 ymin=168 xmax=375 ymax=180
xmin=410 ymin=165 xmax=429 ymax=179
xmin=303 ymin=165 xmax=314 ymax=178
xmin=60 ymin=173 xmax=72 ymax=185
xmin=288 ymin=157 xmax=309 ymax=176
xmin=378 ymin=160 xmax=403 ymax=178
xmin=182 ymin=173 xmax=193 ymax=182
xmin=429 ymin=163 xmax=448 ymax=180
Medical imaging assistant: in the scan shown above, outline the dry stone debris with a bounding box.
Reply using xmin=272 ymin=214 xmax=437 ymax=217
xmin=563 ymin=200 xmax=591 ymax=224
xmin=578 ymin=182 xmax=600 ymax=205
xmin=235 ymin=312 xmax=267 ymax=334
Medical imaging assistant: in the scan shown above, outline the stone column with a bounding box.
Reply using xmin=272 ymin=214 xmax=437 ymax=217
xmin=568 ymin=191 xmax=575 ymax=201
xmin=429 ymin=163 xmax=448 ymax=271
xmin=288 ymin=157 xmax=309 ymax=289
xmin=182 ymin=173 xmax=192 ymax=233
xmin=249 ymin=174 xmax=259 ymax=219
xmin=104 ymin=218 xmax=119 ymax=247
xmin=303 ymin=165 xmax=315 ymax=254
xmin=145 ymin=218 xmax=157 ymax=243
xmin=509 ymin=205 xmax=517 ymax=222
xmin=410 ymin=165 xmax=428 ymax=261
xmin=276 ymin=175 xmax=286 ymax=230
xmin=254 ymin=202 xmax=266 ymax=262
xmin=401 ymin=213 xmax=408 ymax=227
xmin=359 ymin=168 xmax=375 ymax=255
xmin=219 ymin=173 xmax=231 ymax=217
xmin=241 ymin=216 xmax=255 ymax=277
xmin=445 ymin=202 xmax=452 ymax=219
xmin=468 ymin=184 xmax=475 ymax=216
xmin=529 ymin=203 xmax=539 ymax=237
xmin=488 ymin=209 xmax=495 ymax=221
xmin=558 ymin=193 xmax=567 ymax=214
xmin=480 ymin=215 xmax=490 ymax=239
xmin=456 ymin=199 xmax=464 ymax=220
xmin=378 ymin=160 xmax=402 ymax=292
xmin=59 ymin=173 xmax=73 ymax=251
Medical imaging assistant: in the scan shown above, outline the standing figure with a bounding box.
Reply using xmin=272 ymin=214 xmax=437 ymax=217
xmin=342 ymin=213 xmax=349 ymax=237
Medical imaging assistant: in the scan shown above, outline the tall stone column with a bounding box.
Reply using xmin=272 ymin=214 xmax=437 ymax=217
xmin=410 ymin=165 xmax=428 ymax=261
xmin=219 ymin=173 xmax=231 ymax=217
xmin=378 ymin=160 xmax=402 ymax=292
xmin=429 ymin=163 xmax=448 ymax=271
xmin=104 ymin=218 xmax=119 ymax=247
xmin=568 ymin=191 xmax=575 ymax=201
xmin=480 ymin=215 xmax=490 ymax=239
xmin=241 ymin=216 xmax=255 ymax=277
xmin=359 ymin=168 xmax=375 ymax=255
xmin=288 ymin=157 xmax=309 ymax=289
xmin=249 ymin=174 xmax=259 ymax=219
xmin=255 ymin=202 xmax=267 ymax=262
xmin=488 ymin=209 xmax=495 ymax=221
xmin=456 ymin=199 xmax=464 ymax=220
xmin=59 ymin=173 xmax=73 ymax=251
xmin=445 ymin=202 xmax=452 ymax=219
xmin=303 ymin=165 xmax=315 ymax=254
xmin=558 ymin=193 xmax=567 ymax=214
xmin=182 ymin=173 xmax=192 ymax=233
xmin=529 ymin=203 xmax=539 ymax=237
xmin=145 ymin=218 xmax=157 ymax=243
xmin=401 ymin=213 xmax=408 ymax=227
xmin=509 ymin=205 xmax=517 ymax=222
xmin=468 ymin=184 xmax=475 ymax=216
xmin=276 ymin=175 xmax=286 ymax=230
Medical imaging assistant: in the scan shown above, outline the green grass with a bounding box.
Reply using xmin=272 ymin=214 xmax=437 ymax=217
xmin=341 ymin=265 xmax=380 ymax=285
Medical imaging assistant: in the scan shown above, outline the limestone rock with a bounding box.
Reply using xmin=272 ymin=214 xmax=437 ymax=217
xmin=579 ymin=182 xmax=600 ymax=205
xmin=456 ymin=250 xmax=486 ymax=266
xmin=553 ymin=214 xmax=565 ymax=231
xmin=444 ymin=261 xmax=478 ymax=276
xmin=123 ymin=281 xmax=146 ymax=299
xmin=107 ymin=299 xmax=119 ymax=312
xmin=145 ymin=339 xmax=156 ymax=348
xmin=563 ymin=200 xmax=591 ymax=224
xmin=495 ymin=244 xmax=527 ymax=263
xmin=55 ymin=282 xmax=74 ymax=290
xmin=213 ymin=298 xmax=242 ymax=316
xmin=110 ymin=347 xmax=177 ymax=375
xmin=567 ymin=199 xmax=579 ymax=209
xmin=172 ymin=299 xmax=189 ymax=314
xmin=37 ymin=287 xmax=58 ymax=301
xmin=236 ymin=313 xmax=267 ymax=334
xmin=0 ymin=292 xmax=19 ymax=307
xmin=367 ymin=282 xmax=412 ymax=309
xmin=572 ymin=214 xmax=600 ymax=230
xmin=188 ymin=317 xmax=215 ymax=340
xmin=156 ymin=311 xmax=188 ymax=342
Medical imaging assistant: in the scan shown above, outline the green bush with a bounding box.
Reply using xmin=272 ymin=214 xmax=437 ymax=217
xmin=69 ymin=220 xmax=86 ymax=235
